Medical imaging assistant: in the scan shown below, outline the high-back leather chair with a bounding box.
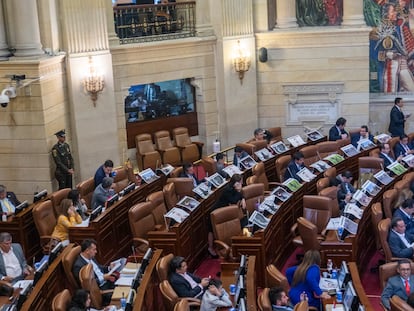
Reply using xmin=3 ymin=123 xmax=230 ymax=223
xmin=336 ymin=137 xmax=351 ymax=148
xmin=135 ymin=133 xmax=162 ymax=171
xmin=165 ymin=178 xmax=194 ymax=198
xmin=79 ymin=264 xmax=111 ymax=309
xmin=51 ymin=289 xmax=71 ymax=311
xmin=394 ymin=179 xmax=412 ymax=195
xmin=174 ymin=299 xmax=191 ymax=311
xmin=50 ymin=188 xmax=71 ymax=216
xmin=163 ymin=182 xmax=179 ymax=210
xmin=210 ymin=205 xmax=242 ymax=260
xmin=389 ymin=136 xmax=400 ymax=159
xmin=154 ymin=130 xmax=181 ymax=166
xmin=275 ymin=155 xmax=291 ymax=182
xmin=128 ymin=202 xmax=155 ymax=255
xmin=317 ymin=141 xmax=339 ymax=159
xmin=112 ymin=167 xmax=129 ymax=193
xmin=32 ymin=200 xmax=57 ymax=253
xmin=146 ymin=191 xmax=168 ymax=226
xmin=257 ymin=287 xmax=271 ymax=311
xmin=159 ymin=280 xmax=201 ymax=311
xmin=323 ymin=167 xmax=337 ymax=179
xmin=358 ymin=156 xmax=384 ymax=188
xmin=266 ymin=264 xmax=289 ymax=293
xmin=383 ymin=189 xmax=399 ymax=219
xmin=294 ymin=300 xmax=309 ymax=311
xmin=299 ymin=145 xmax=320 ymax=167
xmin=371 ymin=202 xmax=384 ymax=251
xmin=390 ymin=295 xmax=414 ymax=311
xmin=379 ymin=261 xmax=414 ymax=290
xmin=172 ymin=127 xmax=202 ymax=164
xmin=296 ymin=217 xmax=321 ymax=251
xmin=403 ymin=171 xmax=414 ymax=184
xmin=201 ymin=156 xmax=217 ymax=177
xmin=156 ymin=253 xmax=174 ymax=282
xmin=267 ymin=127 xmax=283 ymax=143
xmin=318 ymin=186 xmax=340 ymax=218
xmin=76 ymin=177 xmax=95 ymax=209
xmin=247 ymin=162 xmax=278 ymax=193
xmin=302 ymin=195 xmax=332 ymax=234
xmin=170 ymin=167 xmax=183 ymax=178
xmin=241 ymin=183 xmax=265 ymax=215
xmin=316 ymin=177 xmax=331 ymax=193
xmin=62 ymin=245 xmax=82 ymax=290
xmin=378 ymin=218 xmax=404 ymax=263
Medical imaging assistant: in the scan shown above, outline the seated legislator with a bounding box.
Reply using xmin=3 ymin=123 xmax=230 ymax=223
xmin=269 ymin=287 xmax=295 ymax=311
xmin=394 ymin=199 xmax=414 ymax=236
xmin=351 ymin=125 xmax=374 ymax=148
xmin=380 ymin=143 xmax=403 ymax=168
xmin=215 ymin=153 xmax=228 ymax=178
xmin=94 ymin=159 xmax=115 ymax=188
xmin=381 ymin=259 xmax=414 ymax=310
xmin=284 ymin=152 xmax=305 ymax=181
xmin=169 ymin=256 xmax=209 ymax=299
xmin=328 ymin=117 xmax=348 ymax=141
xmin=51 ymin=198 xmax=82 ymax=245
xmin=200 ymin=279 xmax=232 ymax=311
xmin=91 ymin=177 xmax=115 ymax=210
xmin=389 ymin=217 xmax=414 ymax=259
xmin=179 ymin=162 xmax=202 ymax=188
xmin=337 ymin=171 xmax=356 ymax=212
xmin=394 ymin=134 xmax=414 ymax=157
xmin=0 ymin=185 xmax=20 ymax=216
xmin=72 ymin=239 xmax=116 ymax=304
xmin=0 ymin=232 xmax=31 ymax=284
xmin=286 ymin=250 xmax=330 ymax=309
xmin=68 ymin=189 xmax=89 ymax=220
xmin=233 ymin=146 xmax=248 ymax=169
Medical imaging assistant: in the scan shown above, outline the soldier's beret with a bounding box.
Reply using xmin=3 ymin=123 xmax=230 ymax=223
xmin=55 ymin=129 xmax=65 ymax=137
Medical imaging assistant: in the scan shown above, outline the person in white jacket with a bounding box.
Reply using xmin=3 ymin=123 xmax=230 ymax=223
xmin=200 ymin=279 xmax=232 ymax=311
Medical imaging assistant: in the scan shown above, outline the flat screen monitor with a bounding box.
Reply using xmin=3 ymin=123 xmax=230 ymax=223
xmin=33 ymin=259 xmax=48 ymax=286
xmin=14 ymin=200 xmax=29 ymax=215
xmin=125 ymin=288 xmax=136 ymax=311
xmin=234 ymin=274 xmax=245 ymax=306
xmin=237 ymin=297 xmax=247 ymax=311
xmin=140 ymin=247 xmax=153 ymax=272
xmin=48 ymin=242 xmax=63 ymax=266
xmin=106 ymin=194 xmax=119 ymax=208
xmin=343 ymin=281 xmax=359 ymax=311
xmin=122 ymin=183 xmax=136 ymax=196
xmin=338 ymin=261 xmax=350 ymax=289
xmin=90 ymin=205 xmax=103 ymax=221
xmin=33 ymin=190 xmax=47 ymax=203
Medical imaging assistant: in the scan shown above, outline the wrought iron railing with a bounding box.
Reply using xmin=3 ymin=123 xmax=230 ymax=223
xmin=113 ymin=2 xmax=196 ymax=44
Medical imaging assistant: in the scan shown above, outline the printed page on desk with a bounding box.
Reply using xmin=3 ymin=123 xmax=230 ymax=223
xmin=326 ymin=217 xmax=341 ymax=230
xmin=319 ymin=277 xmax=339 ymax=291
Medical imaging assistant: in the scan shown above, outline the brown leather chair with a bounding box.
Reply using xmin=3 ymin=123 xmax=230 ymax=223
xmin=247 ymin=162 xmax=278 ymax=193
xmin=323 ymin=167 xmax=337 ymax=179
xmin=79 ymin=264 xmax=112 ymax=309
xmin=163 ymin=182 xmax=180 ymax=210
xmin=135 ymin=133 xmax=162 ymax=171
xmin=173 ymin=299 xmax=191 ymax=311
xmin=146 ymin=191 xmax=168 ymax=226
xmin=295 ymin=217 xmax=322 ymax=251
xmin=371 ymin=202 xmax=384 ymax=251
xmin=50 ymin=188 xmax=71 ymax=216
xmin=76 ymin=177 xmax=95 ymax=209
xmin=267 ymin=127 xmax=283 ymax=143
xmin=275 ymin=155 xmax=291 ymax=183
xmin=154 ymin=130 xmax=181 ymax=166
xmin=318 ymin=186 xmax=340 ymax=218
xmin=62 ymin=245 xmax=82 ymax=289
xmin=165 ymin=178 xmax=194 ymax=198
xmin=156 ymin=253 xmax=174 ymax=282
xmin=302 ymin=195 xmax=332 ymax=235
xmin=293 ymin=300 xmax=309 ymax=311
xmin=235 ymin=142 xmax=256 ymax=156
xmin=408 ymin=132 xmax=414 ymax=146
xmin=210 ymin=205 xmax=242 ymax=260
xmin=378 ymin=218 xmax=405 ymax=263
xmin=379 ymin=261 xmax=414 ymax=290
xmin=241 ymin=183 xmax=265 ymax=215
xmin=336 ymin=137 xmax=351 ymax=148
xmin=358 ymin=156 xmax=384 ymax=188
xmin=257 ymin=287 xmax=271 ymax=311
xmin=266 ymin=264 xmax=289 ymax=293
xmin=390 ymin=295 xmax=414 ymax=311
xmin=32 ymin=200 xmax=57 ymax=253
xmin=201 ymin=156 xmax=217 ymax=177
xmin=51 ymin=289 xmax=71 ymax=311
xmin=383 ymin=189 xmax=399 ymax=220
xmin=389 ymin=136 xmax=400 ymax=159
xmin=369 ymin=148 xmax=381 ymax=158
xmin=170 ymin=167 xmax=183 ymax=178
xmin=248 ymin=140 xmax=268 ymax=159
xmin=316 ymin=177 xmax=331 ymax=193
xmin=403 ymin=171 xmax=414 ymax=184
xmin=128 ymin=202 xmax=155 ymax=255
xmin=394 ymin=179 xmax=413 ymax=195
xmin=172 ymin=127 xmax=203 ymax=164
xmin=159 ymin=280 xmax=201 ymax=311
xmin=299 ymin=145 xmax=320 ymax=167
xmin=112 ymin=167 xmax=130 ymax=193
xmin=317 ymin=141 xmax=339 ymax=159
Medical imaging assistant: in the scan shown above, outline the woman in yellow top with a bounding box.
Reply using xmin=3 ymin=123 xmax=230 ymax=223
xmin=52 ymin=198 xmax=82 ymax=245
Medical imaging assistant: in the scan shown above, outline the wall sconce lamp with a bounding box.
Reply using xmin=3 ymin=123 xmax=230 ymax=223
xmin=83 ymin=56 xmax=104 ymax=106
xmin=232 ymin=40 xmax=251 ymax=84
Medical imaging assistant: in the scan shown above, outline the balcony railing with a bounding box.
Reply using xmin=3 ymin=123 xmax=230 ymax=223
xmin=113 ymin=1 xmax=196 ymax=44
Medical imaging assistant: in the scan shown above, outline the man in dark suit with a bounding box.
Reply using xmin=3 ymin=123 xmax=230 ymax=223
xmin=380 ymin=143 xmax=401 ymax=168
xmin=389 ymin=97 xmax=409 ymax=137
xmin=233 ymin=146 xmax=248 ymax=169
xmin=0 ymin=185 xmax=20 ymax=216
xmin=269 ymin=287 xmax=294 ymax=311
xmin=394 ymin=134 xmax=414 ymax=157
xmin=169 ymin=256 xmax=209 ymax=298
xmin=394 ymin=199 xmax=414 ymax=236
xmin=381 ymin=259 xmax=414 ymax=309
xmin=337 ymin=171 xmax=356 ymax=211
xmin=284 ymin=152 xmax=305 ymax=181
xmin=328 ymin=117 xmax=348 ymax=141
xmin=179 ymin=162 xmax=202 ymax=188
xmin=94 ymin=159 xmax=115 ymax=188
xmin=0 ymin=232 xmax=30 ymax=284
xmin=350 ymin=125 xmax=374 ymax=148
xmin=388 ymin=217 xmax=414 ymax=259
xmin=72 ymin=239 xmax=116 ymax=304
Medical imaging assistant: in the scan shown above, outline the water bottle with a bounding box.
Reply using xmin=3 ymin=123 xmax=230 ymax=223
xmin=336 ymin=289 xmax=343 ymax=303
xmin=120 ymin=292 xmax=126 ymax=310
xmin=332 ymin=268 xmax=338 ymax=279
xmin=2 ymin=213 xmax=7 ymax=222
xmin=338 ymin=226 xmax=344 ymax=240
xmin=327 ymin=259 xmax=333 ymax=275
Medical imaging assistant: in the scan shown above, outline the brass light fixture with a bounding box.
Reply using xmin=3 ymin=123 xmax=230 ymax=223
xmin=83 ymin=56 xmax=104 ymax=106
xmin=232 ymin=40 xmax=251 ymax=84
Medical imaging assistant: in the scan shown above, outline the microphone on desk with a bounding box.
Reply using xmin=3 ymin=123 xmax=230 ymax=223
xmin=131 ymin=245 xmax=138 ymax=266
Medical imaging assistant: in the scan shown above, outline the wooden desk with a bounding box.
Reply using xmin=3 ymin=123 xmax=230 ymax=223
xmin=69 ymin=179 xmax=163 ymax=264
xmin=348 ymin=262 xmax=374 ymax=311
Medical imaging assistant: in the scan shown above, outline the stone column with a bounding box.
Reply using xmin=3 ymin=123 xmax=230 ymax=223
xmin=275 ymin=0 xmax=297 ymax=28
xmin=0 ymin=0 xmax=10 ymax=59
xmin=7 ymin=0 xmax=43 ymax=56
xmin=195 ymin=0 xmax=214 ymax=37
xmin=106 ymin=0 xmax=119 ymax=46
xmin=342 ymin=0 xmax=365 ymax=27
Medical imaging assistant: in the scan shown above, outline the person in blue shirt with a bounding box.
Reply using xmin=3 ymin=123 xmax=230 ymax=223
xmin=94 ymin=160 xmax=115 ymax=188
xmin=394 ymin=134 xmax=414 ymax=157
xmin=286 ymin=250 xmax=330 ymax=310
xmin=350 ymin=125 xmax=374 ymax=148
xmin=284 ymin=152 xmax=305 ymax=181
xmin=233 ymin=146 xmax=248 ymax=169
xmin=393 ymin=199 xmax=414 ymax=236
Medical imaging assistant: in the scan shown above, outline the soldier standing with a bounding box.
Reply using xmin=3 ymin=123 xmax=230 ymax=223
xmin=52 ymin=129 xmax=74 ymax=189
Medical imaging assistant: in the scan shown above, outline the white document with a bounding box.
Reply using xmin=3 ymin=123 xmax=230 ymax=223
xmin=164 ymin=207 xmax=189 ymax=224
xmin=193 ymin=183 xmax=213 ymax=199
xmin=223 ymin=165 xmax=242 ymax=177
xmin=115 ymin=275 xmax=134 ymax=286
xmin=326 ymin=217 xmax=341 ymax=231
xmin=343 ymin=203 xmax=363 ymax=220
xmin=341 ymin=144 xmax=359 ymax=157
xmin=340 ymin=216 xmax=358 ymax=235
xmin=374 ymin=170 xmax=393 ymax=185
xmin=296 ymin=167 xmax=317 ymax=182
xmin=402 ymin=154 xmax=414 ymax=167
xmin=254 ymin=148 xmax=274 ymax=161
xmin=319 ymin=277 xmax=339 ymax=291
xmin=310 ymin=160 xmax=331 ymax=172
xmin=248 ymin=211 xmax=270 ymax=229
xmin=75 ymin=217 xmax=90 ymax=227
xmin=177 ymin=196 xmax=200 ymax=212
xmin=352 ymin=190 xmax=372 ymax=207
xmin=259 ymin=195 xmax=279 ymax=215
xmin=361 ymin=180 xmax=381 ymax=196
xmin=270 ymin=141 xmax=289 ymax=154
xmin=287 ymin=135 xmax=306 ymax=147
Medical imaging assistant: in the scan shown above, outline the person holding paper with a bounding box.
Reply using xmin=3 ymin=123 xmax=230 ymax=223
xmin=388 ymin=217 xmax=414 ymax=259
xmin=72 ymin=239 xmax=117 ymax=305
xmin=51 ymin=199 xmax=82 ymax=245
xmin=351 ymin=125 xmax=374 ymax=148
xmin=284 ymin=152 xmax=305 ymax=181
xmin=394 ymin=199 xmax=414 ymax=235
xmin=394 ymin=134 xmax=414 ymax=157
xmin=337 ymin=171 xmax=356 ymax=212
xmin=380 ymin=143 xmax=403 ymax=168
xmin=233 ymin=146 xmax=249 ymax=169
xmin=179 ymin=162 xmax=202 ymax=188
xmin=389 ymin=97 xmax=408 ymax=137
xmin=381 ymin=259 xmax=414 ymax=310
xmin=328 ymin=117 xmax=348 ymax=141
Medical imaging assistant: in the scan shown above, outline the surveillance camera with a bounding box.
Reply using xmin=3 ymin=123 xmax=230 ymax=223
xmin=0 ymin=94 xmax=9 ymax=107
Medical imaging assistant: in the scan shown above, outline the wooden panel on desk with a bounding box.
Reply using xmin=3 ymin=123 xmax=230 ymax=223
xmin=320 ymin=231 xmax=354 ymax=267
